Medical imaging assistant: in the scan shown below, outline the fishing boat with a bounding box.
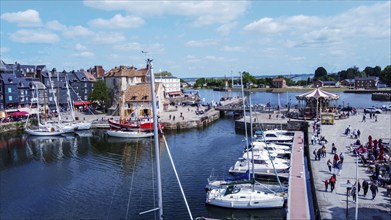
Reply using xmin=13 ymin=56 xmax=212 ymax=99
xmin=106 ymin=129 xmax=154 ymax=138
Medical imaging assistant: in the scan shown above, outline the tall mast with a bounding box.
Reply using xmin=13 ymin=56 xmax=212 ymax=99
xmin=147 ymin=58 xmax=163 ymax=219
xmin=240 ymin=72 xmax=250 ymax=181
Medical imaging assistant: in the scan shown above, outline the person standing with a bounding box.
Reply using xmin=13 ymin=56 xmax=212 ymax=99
xmin=329 ymin=175 xmax=336 ymax=192
xmin=370 ymin=183 xmax=378 ymax=200
xmin=357 ymin=180 xmax=361 ymax=195
xmin=362 ymin=179 xmax=369 ymax=196
xmin=339 ymin=152 xmax=344 ymax=164
xmin=327 ymin=159 xmax=332 ymax=173
xmin=313 ymin=148 xmax=318 ymax=160
xmin=331 ymin=143 xmax=337 ymax=154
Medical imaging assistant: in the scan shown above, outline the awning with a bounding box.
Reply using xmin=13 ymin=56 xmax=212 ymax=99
xmin=74 ymin=101 xmax=90 ymax=106
xmin=9 ymin=111 xmax=29 ymax=117
xmin=167 ymin=91 xmax=182 ymax=95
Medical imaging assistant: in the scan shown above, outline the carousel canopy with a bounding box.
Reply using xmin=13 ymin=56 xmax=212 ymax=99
xmin=296 ymin=88 xmax=340 ymax=100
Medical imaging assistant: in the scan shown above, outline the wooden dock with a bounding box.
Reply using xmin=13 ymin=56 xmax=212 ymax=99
xmin=286 ymin=131 xmax=310 ymax=220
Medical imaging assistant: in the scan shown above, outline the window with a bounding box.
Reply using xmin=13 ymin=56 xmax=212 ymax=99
xmin=142 ymin=96 xmax=148 ymax=100
xmin=131 ymin=96 xmax=137 ymax=100
xmin=8 ymin=96 xmax=12 ymax=101
xmin=7 ymin=88 xmax=11 ymax=93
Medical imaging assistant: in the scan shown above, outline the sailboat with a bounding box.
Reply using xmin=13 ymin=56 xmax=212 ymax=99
xmin=62 ymin=74 xmax=92 ymax=130
xmin=24 ymin=81 xmax=65 ymax=136
xmin=205 ymin=73 xmax=285 ymax=209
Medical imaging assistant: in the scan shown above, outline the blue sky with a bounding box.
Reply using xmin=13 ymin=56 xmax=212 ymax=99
xmin=1 ymin=1 xmax=390 ymax=78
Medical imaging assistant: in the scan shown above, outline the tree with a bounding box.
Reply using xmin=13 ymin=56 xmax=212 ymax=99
xmin=155 ymin=71 xmax=172 ymax=77
xmin=88 ymin=80 xmax=109 ymax=111
xmin=314 ymin=67 xmax=327 ymax=80
xmin=193 ymin=78 xmax=206 ymax=88
xmin=380 ymin=65 xmax=391 ymax=85
xmin=241 ymin=71 xmax=257 ymax=87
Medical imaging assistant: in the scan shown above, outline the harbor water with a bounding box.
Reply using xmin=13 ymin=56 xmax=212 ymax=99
xmin=0 ymin=117 xmax=285 ymax=220
xmin=1 ymin=91 xmax=388 ymax=219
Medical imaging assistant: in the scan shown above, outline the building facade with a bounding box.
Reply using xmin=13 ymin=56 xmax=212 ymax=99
xmin=354 ymin=76 xmax=378 ymax=89
xmin=154 ymin=76 xmax=181 ymax=97
xmin=272 ymin=78 xmax=286 ymax=88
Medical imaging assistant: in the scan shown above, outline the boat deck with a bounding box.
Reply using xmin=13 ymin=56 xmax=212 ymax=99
xmin=286 ymin=131 xmax=310 ymax=220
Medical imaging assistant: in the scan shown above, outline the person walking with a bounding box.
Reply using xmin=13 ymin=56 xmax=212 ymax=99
xmin=331 ymin=143 xmax=337 ymax=154
xmin=362 ymin=114 xmax=366 ymax=122
xmin=329 ymin=174 xmax=336 ymax=192
xmin=313 ymin=148 xmax=318 ymax=160
xmin=362 ymin=179 xmax=369 ymax=196
xmin=357 ymin=180 xmax=361 ymax=195
xmin=347 ymin=180 xmax=352 ymax=195
xmin=370 ymin=183 xmax=378 ymax=200
xmin=322 ymin=179 xmax=329 ymax=192
xmin=327 ymin=159 xmax=332 ymax=173
xmin=351 ymin=184 xmax=357 ymax=202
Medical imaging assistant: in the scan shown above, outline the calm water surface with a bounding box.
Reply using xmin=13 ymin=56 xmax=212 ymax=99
xmin=0 ymin=117 xmax=285 ymax=220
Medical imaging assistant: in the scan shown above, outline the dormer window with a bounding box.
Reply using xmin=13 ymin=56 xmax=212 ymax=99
xmin=142 ymin=96 xmax=148 ymax=100
xmin=131 ymin=96 xmax=137 ymax=100
xmin=8 ymin=78 xmax=13 ymax=83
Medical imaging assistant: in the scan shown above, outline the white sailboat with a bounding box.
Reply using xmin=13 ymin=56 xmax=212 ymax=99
xmin=24 ymin=82 xmax=65 ymax=136
xmin=106 ymin=129 xmax=154 ymax=138
xmin=63 ymin=75 xmax=92 ymax=130
xmin=205 ymin=72 xmax=285 ymax=209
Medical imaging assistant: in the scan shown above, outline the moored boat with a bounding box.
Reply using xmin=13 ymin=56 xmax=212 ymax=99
xmin=106 ymin=129 xmax=154 ymax=138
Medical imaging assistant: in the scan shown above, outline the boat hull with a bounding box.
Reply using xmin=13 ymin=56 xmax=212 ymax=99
xmin=106 ymin=130 xmax=154 ymax=138
xmin=25 ymin=128 xmax=65 ymax=136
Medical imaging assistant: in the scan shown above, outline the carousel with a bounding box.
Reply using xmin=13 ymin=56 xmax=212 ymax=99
xmin=296 ymin=88 xmax=340 ymax=123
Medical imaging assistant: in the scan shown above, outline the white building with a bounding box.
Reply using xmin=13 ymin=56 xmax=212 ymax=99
xmin=155 ymin=76 xmax=181 ymax=97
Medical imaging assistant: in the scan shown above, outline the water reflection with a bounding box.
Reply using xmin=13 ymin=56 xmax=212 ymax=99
xmin=206 ymin=205 xmax=286 ymax=220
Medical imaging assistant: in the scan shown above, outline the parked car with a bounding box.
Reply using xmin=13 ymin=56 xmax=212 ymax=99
xmin=364 ymin=107 xmax=382 ymax=114
xmin=381 ymin=105 xmax=391 ymax=111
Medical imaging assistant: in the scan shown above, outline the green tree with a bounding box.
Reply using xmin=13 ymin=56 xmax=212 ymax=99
xmin=193 ymin=78 xmax=206 ymax=88
xmin=241 ymin=71 xmax=257 ymax=87
xmin=314 ymin=67 xmax=327 ymax=80
xmin=380 ymin=65 xmax=391 ymax=85
xmin=88 ymin=80 xmax=109 ymax=111
xmin=155 ymin=71 xmax=172 ymax=77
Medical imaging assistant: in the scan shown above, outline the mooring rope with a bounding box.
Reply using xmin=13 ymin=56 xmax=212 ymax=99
xmin=160 ymin=128 xmax=193 ymax=220
xmin=125 ymin=138 xmax=140 ymax=219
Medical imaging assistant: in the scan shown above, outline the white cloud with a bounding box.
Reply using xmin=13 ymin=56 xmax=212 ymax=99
xmin=46 ymin=20 xmax=94 ymax=38
xmin=243 ymin=1 xmax=390 ymax=49
xmin=9 ymin=29 xmax=59 ymax=43
xmin=113 ymin=42 xmax=142 ymax=51
xmin=221 ymin=46 xmax=244 ymax=52
xmin=75 ymin=43 xmax=88 ymax=51
xmin=93 ymin=33 xmax=126 ymax=44
xmin=84 ymin=0 xmax=250 ymax=25
xmin=73 ymin=51 xmax=95 ymax=57
xmin=186 ymin=39 xmax=218 ymax=47
xmin=1 ymin=9 xmax=42 ymax=27
xmin=89 ymin=14 xmax=144 ymax=28
xmin=243 ymin=17 xmax=286 ymax=34
xmin=0 ymin=47 xmax=9 ymax=53
xmin=216 ymin=22 xmax=238 ymax=35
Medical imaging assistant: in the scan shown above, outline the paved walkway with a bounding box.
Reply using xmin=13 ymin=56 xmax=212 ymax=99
xmin=309 ymin=111 xmax=391 ymax=220
xmin=287 ymin=131 xmax=310 ymax=220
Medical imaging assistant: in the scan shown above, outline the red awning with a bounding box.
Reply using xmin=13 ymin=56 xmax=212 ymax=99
xmin=167 ymin=91 xmax=182 ymax=95
xmin=9 ymin=111 xmax=28 ymax=117
xmin=74 ymin=101 xmax=90 ymax=106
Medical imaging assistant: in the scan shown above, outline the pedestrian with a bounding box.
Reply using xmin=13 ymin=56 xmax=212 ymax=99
xmin=351 ymin=184 xmax=357 ymax=202
xmin=317 ymin=149 xmax=322 ymax=161
xmin=357 ymin=129 xmax=361 ymax=138
xmin=362 ymin=114 xmax=366 ymax=122
xmin=322 ymin=145 xmax=327 ymax=158
xmin=337 ymin=160 xmax=343 ymax=175
xmin=362 ymin=179 xmax=369 ymax=196
xmin=358 ymin=180 xmax=361 ymax=195
xmin=322 ymin=179 xmax=329 ymax=192
xmin=370 ymin=183 xmax=378 ymax=200
xmin=327 ymin=159 xmax=332 ymax=172
xmin=333 ymin=153 xmax=339 ymax=163
xmin=347 ymin=180 xmax=352 ymax=195
xmin=375 ymin=115 xmax=378 ymax=122
xmin=313 ymin=148 xmax=318 ymax=160
xmin=329 ymin=174 xmax=336 ymax=192
xmin=331 ymin=143 xmax=337 ymax=154
xmin=339 ymin=152 xmax=344 ymax=164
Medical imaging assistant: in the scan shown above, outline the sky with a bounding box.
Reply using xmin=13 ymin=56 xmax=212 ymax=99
xmin=1 ymin=1 xmax=390 ymax=78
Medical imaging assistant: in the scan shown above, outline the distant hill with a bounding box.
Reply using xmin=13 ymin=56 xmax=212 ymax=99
xmin=182 ymin=73 xmax=313 ymax=82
